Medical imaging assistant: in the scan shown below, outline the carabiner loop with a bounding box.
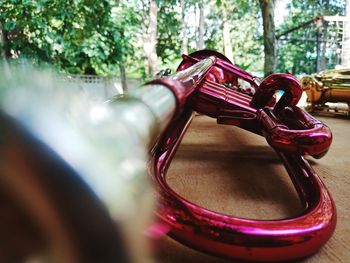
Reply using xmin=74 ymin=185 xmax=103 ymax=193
xmin=252 ymin=73 xmax=303 ymax=114
xmin=150 ymin=50 xmax=336 ymax=262
xmin=151 ymin=109 xmax=336 ymax=262
xmin=258 ymin=106 xmax=332 ymax=158
xmin=252 ymin=73 xmax=332 ymax=157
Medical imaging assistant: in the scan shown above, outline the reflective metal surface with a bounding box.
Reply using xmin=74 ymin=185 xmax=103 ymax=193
xmin=0 ymin=67 xmax=177 ymax=263
xmin=149 ymin=50 xmax=336 ymax=262
xmin=301 ymin=68 xmax=350 ymax=115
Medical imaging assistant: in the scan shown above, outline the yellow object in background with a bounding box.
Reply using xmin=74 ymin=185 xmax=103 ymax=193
xmin=301 ymin=69 xmax=350 ymax=115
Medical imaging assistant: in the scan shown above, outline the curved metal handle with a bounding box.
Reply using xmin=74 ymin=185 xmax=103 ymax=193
xmin=251 ymin=73 xmax=332 ymax=157
xmin=150 ymin=110 xmax=336 ymax=262
xmin=252 ymin=73 xmax=303 ymax=113
xmin=258 ymin=107 xmax=332 ymax=157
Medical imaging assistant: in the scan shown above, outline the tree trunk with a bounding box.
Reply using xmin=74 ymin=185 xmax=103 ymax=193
xmin=144 ymin=0 xmax=158 ymax=77
xmin=260 ymin=0 xmax=276 ymax=76
xmin=0 ymin=22 xmax=10 ymax=76
xmin=316 ymin=23 xmax=322 ymax=72
xmin=342 ymin=0 xmax=350 ymax=67
xmin=222 ymin=0 xmax=234 ymax=63
xmin=319 ymin=23 xmax=328 ymax=71
xmin=318 ymin=0 xmax=329 ymax=70
xmin=119 ymin=60 xmax=128 ymax=93
xmin=197 ymin=2 xmax=204 ymax=50
xmin=180 ymin=0 xmax=188 ymax=55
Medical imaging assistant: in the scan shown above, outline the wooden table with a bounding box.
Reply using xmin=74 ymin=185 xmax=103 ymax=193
xmin=157 ymin=114 xmax=350 ymax=263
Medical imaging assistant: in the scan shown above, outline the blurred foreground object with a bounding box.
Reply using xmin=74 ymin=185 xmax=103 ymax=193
xmin=301 ymin=69 xmax=350 ymax=116
xmin=0 ymin=66 xmax=164 ymax=263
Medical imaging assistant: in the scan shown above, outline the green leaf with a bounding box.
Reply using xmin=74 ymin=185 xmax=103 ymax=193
xmin=3 ymin=20 xmax=16 ymax=30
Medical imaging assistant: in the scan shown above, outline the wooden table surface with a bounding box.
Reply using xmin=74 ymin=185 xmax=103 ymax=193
xmin=157 ymin=114 xmax=350 ymax=263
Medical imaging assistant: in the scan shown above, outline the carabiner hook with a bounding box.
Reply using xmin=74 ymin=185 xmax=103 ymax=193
xmin=258 ymin=106 xmax=332 ymax=158
xmin=252 ymin=73 xmax=332 ymax=158
xmin=151 ymin=109 xmax=336 ymax=262
xmin=150 ymin=50 xmax=336 ymax=262
xmin=252 ymin=73 xmax=303 ymax=114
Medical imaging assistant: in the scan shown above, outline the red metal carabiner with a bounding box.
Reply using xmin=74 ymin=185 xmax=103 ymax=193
xmin=150 ymin=50 xmax=336 ymax=262
xmin=151 ymin=116 xmax=336 ymax=262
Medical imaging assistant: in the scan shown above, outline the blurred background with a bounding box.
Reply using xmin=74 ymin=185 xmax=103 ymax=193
xmin=0 ymin=0 xmax=349 ymax=96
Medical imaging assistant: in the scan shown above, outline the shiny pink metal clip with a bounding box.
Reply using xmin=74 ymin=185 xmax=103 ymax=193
xmin=149 ymin=50 xmax=336 ymax=262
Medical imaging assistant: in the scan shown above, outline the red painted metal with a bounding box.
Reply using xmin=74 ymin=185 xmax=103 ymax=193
xmin=149 ymin=50 xmax=336 ymax=262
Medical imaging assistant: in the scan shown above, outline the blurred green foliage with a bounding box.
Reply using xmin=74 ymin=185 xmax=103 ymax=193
xmin=276 ymin=0 xmax=345 ymax=74
xmin=0 ymin=0 xmax=347 ymax=78
xmin=205 ymin=0 xmax=262 ymax=71
xmin=0 ymin=0 xmax=139 ymax=75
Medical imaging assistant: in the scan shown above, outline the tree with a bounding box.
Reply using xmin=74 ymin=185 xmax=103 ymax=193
xmin=342 ymin=0 xmax=350 ymax=67
xmin=276 ymin=0 xmax=345 ymax=74
xmin=114 ymin=1 xmax=143 ymax=90
xmin=0 ymin=0 xmax=140 ymax=78
xmin=4 ymin=0 xmax=344 ymax=80
xmin=0 ymin=21 xmax=10 ymax=75
xmin=197 ymin=2 xmax=205 ymax=50
xmin=260 ymin=0 xmax=276 ymax=76
xmin=143 ymin=0 xmax=158 ymax=77
xmin=221 ymin=0 xmax=234 ymax=63
xmin=180 ymin=0 xmax=188 ymax=55
xmin=205 ymin=0 xmax=261 ymax=71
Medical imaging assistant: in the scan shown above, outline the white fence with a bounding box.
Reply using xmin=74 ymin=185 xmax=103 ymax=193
xmin=59 ymin=74 xmax=140 ymax=101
